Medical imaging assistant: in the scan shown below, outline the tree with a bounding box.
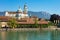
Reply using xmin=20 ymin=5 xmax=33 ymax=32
xmin=50 ymin=14 xmax=59 ymax=22
xmin=48 ymin=21 xmax=55 ymax=26
xmin=34 ymin=18 xmax=38 ymax=28
xmin=7 ymin=18 xmax=17 ymax=29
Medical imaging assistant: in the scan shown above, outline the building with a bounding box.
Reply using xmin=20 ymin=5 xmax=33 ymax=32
xmin=5 ymin=4 xmax=29 ymax=19
xmin=0 ymin=4 xmax=48 ymax=27
xmin=0 ymin=16 xmax=48 ymax=27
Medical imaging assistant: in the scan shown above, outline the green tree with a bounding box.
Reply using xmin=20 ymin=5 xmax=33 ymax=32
xmin=34 ymin=18 xmax=38 ymax=28
xmin=48 ymin=21 xmax=55 ymax=26
xmin=7 ymin=18 xmax=17 ymax=29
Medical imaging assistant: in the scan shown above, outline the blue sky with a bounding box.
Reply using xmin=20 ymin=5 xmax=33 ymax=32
xmin=0 ymin=0 xmax=60 ymax=15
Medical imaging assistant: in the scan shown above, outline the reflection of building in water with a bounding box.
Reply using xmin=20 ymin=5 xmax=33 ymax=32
xmin=1 ymin=32 xmax=6 ymax=40
xmin=51 ymin=31 xmax=60 ymax=40
xmin=18 ymin=32 xmax=27 ymax=40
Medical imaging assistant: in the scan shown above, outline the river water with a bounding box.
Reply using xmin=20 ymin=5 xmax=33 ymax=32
xmin=0 ymin=30 xmax=59 ymax=40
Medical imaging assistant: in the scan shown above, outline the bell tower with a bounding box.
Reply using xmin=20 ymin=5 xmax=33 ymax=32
xmin=17 ymin=6 xmax=22 ymax=12
xmin=23 ymin=3 xmax=28 ymax=14
xmin=16 ymin=6 xmax=22 ymax=19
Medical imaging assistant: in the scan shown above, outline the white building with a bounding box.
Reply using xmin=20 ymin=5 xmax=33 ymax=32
xmin=5 ymin=4 xmax=29 ymax=19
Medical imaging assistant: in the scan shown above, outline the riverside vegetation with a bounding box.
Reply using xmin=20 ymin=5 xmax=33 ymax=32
xmin=6 ymin=18 xmax=54 ymax=29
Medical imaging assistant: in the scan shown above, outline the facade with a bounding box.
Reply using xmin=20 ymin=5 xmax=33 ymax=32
xmin=5 ymin=4 xmax=29 ymax=19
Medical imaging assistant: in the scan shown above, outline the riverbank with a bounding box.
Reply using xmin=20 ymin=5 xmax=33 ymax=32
xmin=0 ymin=28 xmax=40 ymax=31
xmin=0 ymin=28 xmax=59 ymax=31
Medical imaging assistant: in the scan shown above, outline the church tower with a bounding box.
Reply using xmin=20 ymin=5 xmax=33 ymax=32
xmin=17 ymin=6 xmax=22 ymax=12
xmin=16 ymin=6 xmax=23 ymax=19
xmin=23 ymin=3 xmax=28 ymax=14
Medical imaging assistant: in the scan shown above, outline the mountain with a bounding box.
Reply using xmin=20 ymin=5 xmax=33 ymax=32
xmin=28 ymin=11 xmax=51 ymax=19
xmin=0 ymin=12 xmax=5 ymax=16
xmin=0 ymin=11 xmax=51 ymax=19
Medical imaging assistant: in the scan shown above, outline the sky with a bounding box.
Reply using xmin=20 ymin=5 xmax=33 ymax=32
xmin=0 ymin=0 xmax=60 ymax=15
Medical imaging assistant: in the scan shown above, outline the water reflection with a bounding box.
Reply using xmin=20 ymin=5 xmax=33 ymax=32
xmin=1 ymin=31 xmax=6 ymax=40
xmin=0 ymin=30 xmax=60 ymax=40
xmin=51 ymin=30 xmax=60 ymax=40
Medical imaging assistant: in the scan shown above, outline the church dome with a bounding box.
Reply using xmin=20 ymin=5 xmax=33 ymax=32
xmin=17 ymin=6 xmax=22 ymax=12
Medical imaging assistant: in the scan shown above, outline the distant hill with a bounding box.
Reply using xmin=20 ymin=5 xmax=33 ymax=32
xmin=0 ymin=11 xmax=51 ymax=19
xmin=28 ymin=11 xmax=51 ymax=19
xmin=0 ymin=12 xmax=5 ymax=16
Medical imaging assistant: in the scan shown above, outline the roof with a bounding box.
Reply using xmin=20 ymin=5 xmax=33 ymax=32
xmin=0 ymin=16 xmax=48 ymax=24
xmin=18 ymin=21 xmax=48 ymax=24
xmin=38 ymin=21 xmax=48 ymax=24
xmin=30 ymin=16 xmax=37 ymax=18
xmin=0 ymin=16 xmax=13 ymax=22
xmin=8 ymin=12 xmax=16 ymax=14
xmin=17 ymin=18 xmax=48 ymax=24
xmin=7 ymin=11 xmax=22 ymax=14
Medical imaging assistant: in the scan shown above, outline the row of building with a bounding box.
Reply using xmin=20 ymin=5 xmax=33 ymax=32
xmin=0 ymin=4 xmax=48 ymax=27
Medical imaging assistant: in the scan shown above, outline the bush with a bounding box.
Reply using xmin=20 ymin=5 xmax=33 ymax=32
xmin=48 ymin=22 xmax=55 ymax=26
xmin=40 ymin=24 xmax=48 ymax=28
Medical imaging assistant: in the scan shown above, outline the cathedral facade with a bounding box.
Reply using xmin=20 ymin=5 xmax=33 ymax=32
xmin=5 ymin=4 xmax=29 ymax=19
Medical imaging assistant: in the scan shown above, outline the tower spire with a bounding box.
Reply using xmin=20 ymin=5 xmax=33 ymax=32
xmin=17 ymin=6 xmax=22 ymax=12
xmin=24 ymin=3 xmax=28 ymax=14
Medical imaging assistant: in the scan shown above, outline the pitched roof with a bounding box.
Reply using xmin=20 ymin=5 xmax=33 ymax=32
xmin=0 ymin=16 xmax=12 ymax=21
xmin=7 ymin=12 xmax=22 ymax=14
xmin=0 ymin=16 xmax=48 ymax=24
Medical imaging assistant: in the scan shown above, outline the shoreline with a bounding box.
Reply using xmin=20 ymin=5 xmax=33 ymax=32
xmin=0 ymin=28 xmax=59 ymax=31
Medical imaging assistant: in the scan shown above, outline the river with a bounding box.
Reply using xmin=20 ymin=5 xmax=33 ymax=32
xmin=0 ymin=30 xmax=59 ymax=40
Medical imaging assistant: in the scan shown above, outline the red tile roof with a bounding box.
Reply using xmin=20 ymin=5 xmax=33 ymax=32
xmin=0 ymin=16 xmax=13 ymax=21
xmin=0 ymin=16 xmax=48 ymax=24
xmin=8 ymin=12 xmax=22 ymax=14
